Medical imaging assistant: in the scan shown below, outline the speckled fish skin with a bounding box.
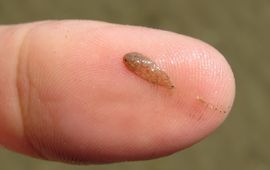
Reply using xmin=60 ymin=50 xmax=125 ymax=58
xmin=123 ymin=52 xmax=174 ymax=89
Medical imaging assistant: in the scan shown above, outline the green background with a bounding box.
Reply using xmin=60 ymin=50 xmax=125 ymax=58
xmin=0 ymin=0 xmax=269 ymax=169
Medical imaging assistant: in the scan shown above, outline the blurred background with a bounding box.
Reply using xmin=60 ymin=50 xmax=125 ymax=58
xmin=0 ymin=0 xmax=269 ymax=169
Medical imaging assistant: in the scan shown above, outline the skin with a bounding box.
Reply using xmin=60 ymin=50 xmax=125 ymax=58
xmin=0 ymin=20 xmax=235 ymax=164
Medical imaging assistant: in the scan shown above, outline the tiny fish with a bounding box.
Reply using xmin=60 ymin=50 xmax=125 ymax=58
xmin=123 ymin=52 xmax=174 ymax=89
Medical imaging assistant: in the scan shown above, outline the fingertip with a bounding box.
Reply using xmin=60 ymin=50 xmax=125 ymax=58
xmin=11 ymin=20 xmax=235 ymax=163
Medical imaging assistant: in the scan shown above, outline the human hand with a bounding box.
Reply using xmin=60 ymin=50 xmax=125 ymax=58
xmin=0 ymin=20 xmax=235 ymax=164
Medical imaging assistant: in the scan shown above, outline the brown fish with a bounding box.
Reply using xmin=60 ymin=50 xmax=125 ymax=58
xmin=123 ymin=52 xmax=174 ymax=89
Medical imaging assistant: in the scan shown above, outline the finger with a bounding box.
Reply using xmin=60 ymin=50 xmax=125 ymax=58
xmin=0 ymin=20 xmax=235 ymax=164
